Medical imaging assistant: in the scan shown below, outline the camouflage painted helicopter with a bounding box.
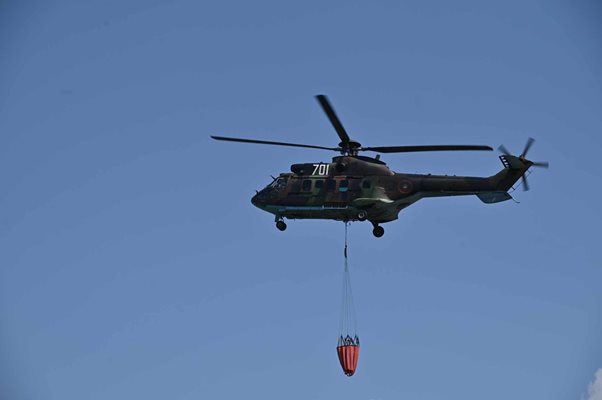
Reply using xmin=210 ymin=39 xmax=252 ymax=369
xmin=212 ymin=95 xmax=548 ymax=237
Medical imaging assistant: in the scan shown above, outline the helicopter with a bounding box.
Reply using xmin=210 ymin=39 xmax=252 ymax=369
xmin=212 ymin=95 xmax=548 ymax=237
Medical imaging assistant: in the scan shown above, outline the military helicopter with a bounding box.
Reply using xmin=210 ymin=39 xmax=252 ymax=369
xmin=212 ymin=95 xmax=548 ymax=237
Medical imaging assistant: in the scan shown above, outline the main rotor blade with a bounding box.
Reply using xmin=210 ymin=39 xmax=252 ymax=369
xmin=315 ymin=95 xmax=351 ymax=145
xmin=521 ymin=137 xmax=535 ymax=158
xmin=522 ymin=175 xmax=530 ymax=191
xmin=210 ymin=135 xmax=338 ymax=151
xmin=532 ymin=161 xmax=549 ymax=168
xmin=361 ymin=145 xmax=493 ymax=153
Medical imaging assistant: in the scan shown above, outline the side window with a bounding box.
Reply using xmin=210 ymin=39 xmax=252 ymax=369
xmin=302 ymin=179 xmax=312 ymax=192
xmin=339 ymin=179 xmax=349 ymax=192
xmin=362 ymin=180 xmax=371 ymax=189
xmin=315 ymin=179 xmax=324 ymax=189
xmin=326 ymin=179 xmax=336 ymax=192
xmin=274 ymin=178 xmax=287 ymax=190
xmin=290 ymin=178 xmax=301 ymax=192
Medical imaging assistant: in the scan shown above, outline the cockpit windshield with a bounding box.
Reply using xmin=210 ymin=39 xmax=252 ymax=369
xmin=268 ymin=177 xmax=288 ymax=190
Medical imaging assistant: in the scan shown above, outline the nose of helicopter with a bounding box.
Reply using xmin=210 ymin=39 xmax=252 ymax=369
xmin=251 ymin=191 xmax=264 ymax=208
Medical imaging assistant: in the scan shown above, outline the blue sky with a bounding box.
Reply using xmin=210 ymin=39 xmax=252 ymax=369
xmin=1 ymin=1 xmax=601 ymax=399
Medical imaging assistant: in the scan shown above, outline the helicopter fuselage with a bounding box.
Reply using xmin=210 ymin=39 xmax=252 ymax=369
xmin=251 ymin=155 xmax=528 ymax=227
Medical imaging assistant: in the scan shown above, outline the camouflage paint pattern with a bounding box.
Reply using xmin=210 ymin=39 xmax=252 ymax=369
xmin=251 ymin=154 xmax=532 ymax=224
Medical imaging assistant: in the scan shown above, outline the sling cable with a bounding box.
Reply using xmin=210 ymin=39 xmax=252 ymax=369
xmin=337 ymin=222 xmax=360 ymax=377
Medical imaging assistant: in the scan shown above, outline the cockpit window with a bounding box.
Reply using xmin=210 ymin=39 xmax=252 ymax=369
xmin=269 ymin=177 xmax=287 ymax=190
xmin=339 ymin=179 xmax=349 ymax=192
xmin=302 ymin=179 xmax=312 ymax=191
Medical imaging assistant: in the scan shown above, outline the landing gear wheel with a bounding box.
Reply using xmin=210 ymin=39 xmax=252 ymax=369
xmin=372 ymin=225 xmax=384 ymax=238
xmin=357 ymin=210 xmax=368 ymax=221
xmin=276 ymin=220 xmax=287 ymax=231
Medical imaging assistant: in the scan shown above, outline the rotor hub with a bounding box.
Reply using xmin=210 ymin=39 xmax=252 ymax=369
xmin=339 ymin=140 xmax=362 ymax=156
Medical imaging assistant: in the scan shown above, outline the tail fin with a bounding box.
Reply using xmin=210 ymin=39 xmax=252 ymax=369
xmin=496 ymin=138 xmax=549 ymax=191
xmin=488 ymin=154 xmax=530 ymax=192
xmin=476 ymin=156 xmax=521 ymax=203
xmin=500 ymin=155 xmax=526 ymax=170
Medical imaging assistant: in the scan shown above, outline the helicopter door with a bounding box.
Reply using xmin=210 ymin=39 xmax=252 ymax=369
xmin=339 ymin=179 xmax=349 ymax=203
xmin=340 ymin=178 xmax=360 ymax=201
xmin=287 ymin=176 xmax=317 ymax=206
xmin=288 ymin=177 xmax=302 ymax=194
xmin=326 ymin=178 xmax=360 ymax=206
xmin=323 ymin=178 xmax=338 ymax=206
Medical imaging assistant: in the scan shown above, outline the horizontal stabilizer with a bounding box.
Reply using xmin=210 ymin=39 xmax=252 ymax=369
xmin=477 ymin=191 xmax=513 ymax=204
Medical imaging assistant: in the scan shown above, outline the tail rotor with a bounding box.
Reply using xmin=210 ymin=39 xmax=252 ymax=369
xmin=497 ymin=137 xmax=549 ymax=191
xmin=520 ymin=137 xmax=535 ymax=158
xmin=498 ymin=144 xmax=512 ymax=156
